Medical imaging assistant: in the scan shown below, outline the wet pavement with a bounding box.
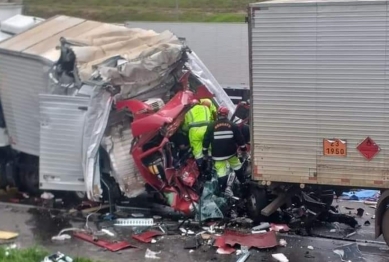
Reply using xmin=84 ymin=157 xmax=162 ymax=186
xmin=0 ymin=201 xmax=389 ymax=262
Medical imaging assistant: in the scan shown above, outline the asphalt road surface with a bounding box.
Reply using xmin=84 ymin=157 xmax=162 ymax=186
xmin=0 ymin=201 xmax=388 ymax=262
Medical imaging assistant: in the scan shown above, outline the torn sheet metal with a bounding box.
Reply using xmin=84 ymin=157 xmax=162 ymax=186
xmin=215 ymin=230 xmax=278 ymax=250
xmin=132 ymin=230 xmax=164 ymax=243
xmin=82 ymin=85 xmax=112 ymax=200
xmin=73 ymin=232 xmax=136 ymax=252
xmin=101 ymin=110 xmax=144 ymax=198
xmin=186 ymin=51 xmax=235 ymax=116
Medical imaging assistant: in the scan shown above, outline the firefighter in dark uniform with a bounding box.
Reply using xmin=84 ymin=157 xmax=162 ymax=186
xmin=202 ymin=106 xmax=248 ymax=194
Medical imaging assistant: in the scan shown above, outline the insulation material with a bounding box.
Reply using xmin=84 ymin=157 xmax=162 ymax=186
xmin=66 ymin=27 xmax=184 ymax=99
xmin=101 ymin=110 xmax=145 ymax=198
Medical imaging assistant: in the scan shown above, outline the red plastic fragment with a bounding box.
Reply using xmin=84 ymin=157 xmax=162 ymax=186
xmin=132 ymin=230 xmax=164 ymax=243
xmin=216 ymin=245 xmax=236 ymax=254
xmin=214 ymin=230 xmax=278 ymax=249
xmin=214 ymin=237 xmax=236 ymax=254
xmin=73 ymin=232 xmax=137 ymax=252
xmin=270 ymin=224 xmax=290 ymax=233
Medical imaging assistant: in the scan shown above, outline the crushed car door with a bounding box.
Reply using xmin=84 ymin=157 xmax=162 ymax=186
xmin=39 ymin=94 xmax=90 ymax=191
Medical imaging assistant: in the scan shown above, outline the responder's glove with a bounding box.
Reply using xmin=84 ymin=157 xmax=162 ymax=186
xmin=241 ymin=151 xmax=249 ymax=160
xmin=225 ymin=186 xmax=234 ymax=198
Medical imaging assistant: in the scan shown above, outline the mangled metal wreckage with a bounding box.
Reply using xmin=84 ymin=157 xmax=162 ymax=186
xmin=0 ymin=16 xmax=363 ymax=231
xmin=0 ymin=16 xmax=238 ymax=217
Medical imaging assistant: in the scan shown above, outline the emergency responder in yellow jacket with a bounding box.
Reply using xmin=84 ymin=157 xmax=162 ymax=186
xmin=182 ymin=98 xmax=215 ymax=163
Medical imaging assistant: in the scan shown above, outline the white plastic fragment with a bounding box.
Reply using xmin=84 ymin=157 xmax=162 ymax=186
xmin=51 ymin=234 xmax=71 ymax=241
xmin=279 ymin=239 xmax=287 ymax=247
xmin=151 ymin=239 xmax=157 ymax=244
xmin=272 ymin=253 xmax=289 ymax=262
xmin=202 ymin=225 xmax=216 ymax=234
xmin=330 ymin=229 xmax=337 ymax=233
xmin=189 ymin=250 xmax=194 ymax=253
xmin=145 ymin=249 xmax=161 ymax=259
xmin=333 ymin=249 xmax=344 ymax=259
xmin=307 ymin=246 xmax=314 ymax=250
xmin=101 ymin=229 xmax=115 ymax=237
xmin=196 ymin=231 xmax=207 ymax=236
xmin=236 ymin=251 xmax=251 ymax=262
xmin=41 ymin=192 xmax=55 ymax=200
xmin=115 ymin=218 xmax=154 ymax=227
xmin=252 ymin=222 xmax=270 ymax=231
xmin=251 ymin=230 xmax=267 ymax=234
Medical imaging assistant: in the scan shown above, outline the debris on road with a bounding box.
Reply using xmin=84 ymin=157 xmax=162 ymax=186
xmin=236 ymin=248 xmax=250 ymax=262
xmin=345 ymin=231 xmax=357 ymax=238
xmin=304 ymin=251 xmax=315 ymax=259
xmin=357 ymin=208 xmax=364 ymax=217
xmin=215 ymin=230 xmax=278 ymax=249
xmin=279 ymin=239 xmax=287 ymax=247
xmin=179 ymin=228 xmax=195 ymax=235
xmin=342 ymin=190 xmax=380 ymax=201
xmin=41 ymin=192 xmax=54 ymax=200
xmin=51 ymin=234 xmax=71 ymax=241
xmin=252 ymin=222 xmax=270 ymax=231
xmin=0 ymin=231 xmax=18 ymax=240
xmin=216 ymin=245 xmax=235 ymax=255
xmin=272 ymin=253 xmax=289 ymax=262
xmin=114 ymin=218 xmax=154 ymax=227
xmin=132 ymin=230 xmax=164 ymax=243
xmin=333 ymin=243 xmax=366 ymax=262
xmin=271 ymin=224 xmax=290 ymax=233
xmin=145 ymin=248 xmax=161 ymax=259
xmin=307 ymin=246 xmax=314 ymax=250
xmin=42 ymin=252 xmax=73 ymax=262
xmin=364 ymin=221 xmax=371 ymax=226
xmin=101 ymin=229 xmax=115 ymax=237
xmin=73 ymin=232 xmax=136 ymax=252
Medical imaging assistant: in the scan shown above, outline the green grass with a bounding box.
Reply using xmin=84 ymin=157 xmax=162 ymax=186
xmin=0 ymin=246 xmax=96 ymax=262
xmin=23 ymin=0 xmax=258 ymax=23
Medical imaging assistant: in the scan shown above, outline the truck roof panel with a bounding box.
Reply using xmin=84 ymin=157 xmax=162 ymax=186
xmin=0 ymin=15 xmax=129 ymax=62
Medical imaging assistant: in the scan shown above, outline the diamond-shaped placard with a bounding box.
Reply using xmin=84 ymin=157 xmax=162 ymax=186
xmin=357 ymin=137 xmax=380 ymax=161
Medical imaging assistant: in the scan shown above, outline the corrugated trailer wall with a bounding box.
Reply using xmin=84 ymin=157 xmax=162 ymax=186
xmin=250 ymin=0 xmax=389 ymax=188
xmin=0 ymin=54 xmax=50 ymax=155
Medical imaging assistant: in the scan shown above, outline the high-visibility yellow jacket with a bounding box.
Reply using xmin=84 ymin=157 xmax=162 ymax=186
xmin=182 ymin=104 xmax=212 ymax=132
xmin=200 ymin=98 xmax=217 ymax=121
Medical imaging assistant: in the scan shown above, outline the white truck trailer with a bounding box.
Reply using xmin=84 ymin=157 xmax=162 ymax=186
xmin=248 ymin=0 xmax=389 ymax=245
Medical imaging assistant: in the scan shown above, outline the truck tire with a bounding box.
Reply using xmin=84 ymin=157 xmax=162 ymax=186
xmin=382 ymin=208 xmax=389 ymax=246
xmin=246 ymin=186 xmax=268 ymax=223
